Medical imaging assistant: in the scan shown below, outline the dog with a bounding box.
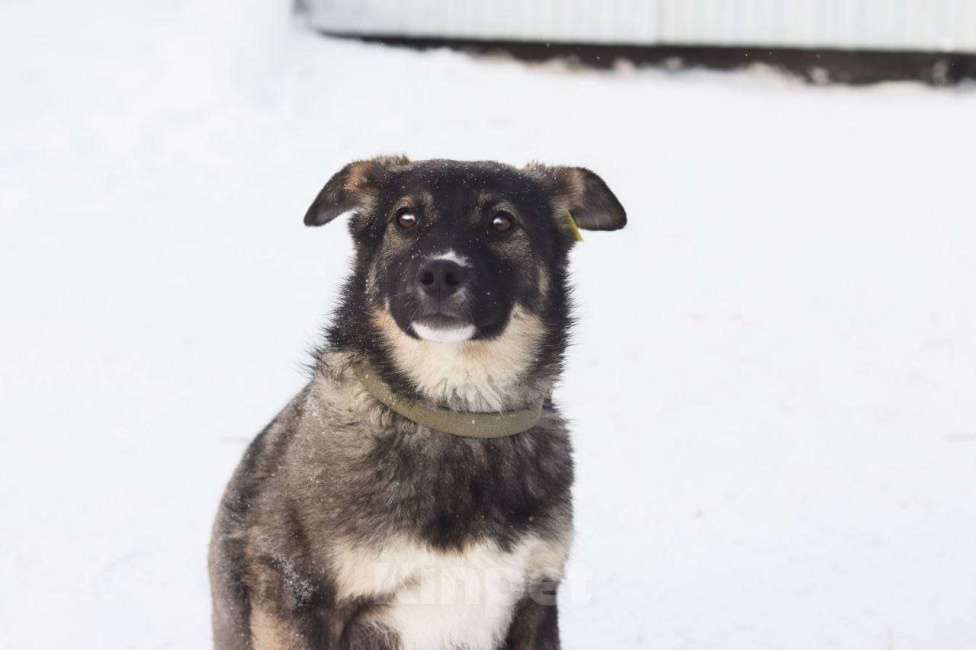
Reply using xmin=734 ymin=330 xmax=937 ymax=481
xmin=209 ymin=157 xmax=626 ymax=649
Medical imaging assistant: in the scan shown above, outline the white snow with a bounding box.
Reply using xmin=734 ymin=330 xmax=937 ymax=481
xmin=2 ymin=2 xmax=975 ymax=649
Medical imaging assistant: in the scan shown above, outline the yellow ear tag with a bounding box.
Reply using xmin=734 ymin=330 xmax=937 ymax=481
xmin=564 ymin=211 xmax=584 ymax=242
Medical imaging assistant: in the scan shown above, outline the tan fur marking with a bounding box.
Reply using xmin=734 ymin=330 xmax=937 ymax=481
xmin=525 ymin=163 xmax=587 ymax=239
xmin=525 ymin=531 xmax=572 ymax=583
xmin=537 ymin=266 xmax=550 ymax=297
xmin=342 ymin=156 xmax=412 ymax=227
xmin=250 ymin=606 xmax=307 ymax=650
xmin=344 ymin=156 xmax=409 ymax=194
xmin=343 ymin=163 xmax=369 ymax=193
xmin=371 ymin=305 xmax=546 ymax=412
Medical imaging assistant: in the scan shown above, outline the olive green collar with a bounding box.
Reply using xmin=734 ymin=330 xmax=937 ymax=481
xmin=353 ymin=361 xmax=544 ymax=438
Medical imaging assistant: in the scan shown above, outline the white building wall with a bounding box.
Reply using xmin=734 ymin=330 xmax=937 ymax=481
xmin=304 ymin=0 xmax=976 ymax=53
xmin=656 ymin=0 xmax=976 ymax=52
xmin=304 ymin=0 xmax=657 ymax=45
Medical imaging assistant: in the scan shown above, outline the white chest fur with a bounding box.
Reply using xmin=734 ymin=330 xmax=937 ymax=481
xmin=331 ymin=534 xmax=570 ymax=650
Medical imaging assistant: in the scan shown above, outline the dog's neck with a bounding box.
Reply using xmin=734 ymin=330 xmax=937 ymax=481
xmin=364 ymin=306 xmax=555 ymax=413
xmin=373 ymin=307 xmax=554 ymax=412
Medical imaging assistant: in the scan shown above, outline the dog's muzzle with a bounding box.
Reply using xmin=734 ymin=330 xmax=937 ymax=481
xmin=410 ymin=258 xmax=475 ymax=342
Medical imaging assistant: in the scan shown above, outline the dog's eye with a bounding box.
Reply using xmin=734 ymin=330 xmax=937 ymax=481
xmin=395 ymin=207 xmax=418 ymax=230
xmin=490 ymin=211 xmax=515 ymax=233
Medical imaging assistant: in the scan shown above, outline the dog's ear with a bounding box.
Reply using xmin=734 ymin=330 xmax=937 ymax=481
xmin=304 ymin=155 xmax=410 ymax=228
xmin=527 ymin=163 xmax=627 ymax=232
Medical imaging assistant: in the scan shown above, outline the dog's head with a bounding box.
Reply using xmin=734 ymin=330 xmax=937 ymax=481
xmin=306 ymin=157 xmax=625 ymax=409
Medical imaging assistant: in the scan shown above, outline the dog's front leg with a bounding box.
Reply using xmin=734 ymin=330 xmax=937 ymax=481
xmin=247 ymin=604 xmax=398 ymax=650
xmin=248 ymin=603 xmax=317 ymax=650
xmin=339 ymin=621 xmax=400 ymax=650
xmin=244 ymin=559 xmax=352 ymax=650
xmin=501 ymin=581 xmax=562 ymax=650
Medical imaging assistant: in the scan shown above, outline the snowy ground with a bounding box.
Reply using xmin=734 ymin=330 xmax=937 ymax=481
xmin=2 ymin=2 xmax=976 ymax=648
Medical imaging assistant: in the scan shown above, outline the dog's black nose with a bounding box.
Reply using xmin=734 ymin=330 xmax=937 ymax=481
xmin=417 ymin=260 xmax=469 ymax=300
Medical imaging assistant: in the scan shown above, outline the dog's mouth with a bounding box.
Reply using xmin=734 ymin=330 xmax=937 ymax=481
xmin=410 ymin=313 xmax=476 ymax=344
